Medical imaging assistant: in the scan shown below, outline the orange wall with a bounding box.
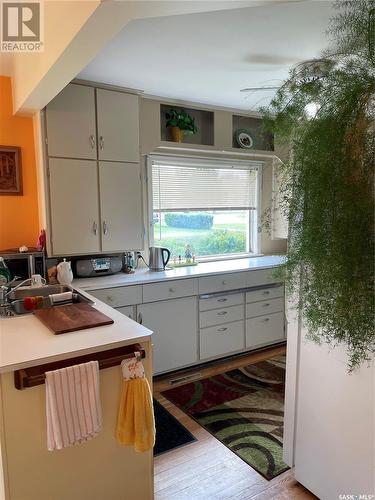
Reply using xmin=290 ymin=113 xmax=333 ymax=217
xmin=0 ymin=76 xmax=39 ymax=250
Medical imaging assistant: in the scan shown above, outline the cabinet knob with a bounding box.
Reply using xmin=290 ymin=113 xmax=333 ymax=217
xmin=99 ymin=136 xmax=104 ymax=151
xmin=263 ymin=303 xmax=270 ymax=307
xmin=217 ymin=327 xmax=228 ymax=333
xmin=217 ymin=298 xmax=227 ymax=302
xmin=222 ymin=280 xmax=227 ymax=285
xmin=90 ymin=135 xmax=95 ymax=149
xmin=263 ymin=290 xmax=270 ymax=295
xmin=262 ymin=317 xmax=270 ymax=322
xmin=217 ymin=310 xmax=228 ymax=315
xmin=169 ymin=288 xmax=175 ymax=293
xmin=106 ymin=296 xmax=113 ymax=302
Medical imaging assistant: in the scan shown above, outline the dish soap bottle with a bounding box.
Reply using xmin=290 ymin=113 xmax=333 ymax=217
xmin=57 ymin=259 xmax=73 ymax=285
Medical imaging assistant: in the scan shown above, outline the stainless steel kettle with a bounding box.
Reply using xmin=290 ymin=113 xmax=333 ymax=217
xmin=149 ymin=247 xmax=171 ymax=271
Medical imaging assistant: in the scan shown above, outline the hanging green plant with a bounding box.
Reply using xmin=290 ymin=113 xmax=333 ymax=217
xmin=261 ymin=0 xmax=375 ymax=370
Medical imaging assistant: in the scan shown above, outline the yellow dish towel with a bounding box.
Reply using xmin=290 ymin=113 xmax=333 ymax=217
xmin=116 ymin=356 xmax=155 ymax=453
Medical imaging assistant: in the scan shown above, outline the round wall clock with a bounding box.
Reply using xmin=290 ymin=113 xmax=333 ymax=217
xmin=235 ymin=129 xmax=254 ymax=149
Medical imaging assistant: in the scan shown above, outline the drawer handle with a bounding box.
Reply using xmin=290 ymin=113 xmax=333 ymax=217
xmin=263 ymin=290 xmax=270 ymax=295
xmin=222 ymin=280 xmax=227 ymax=285
xmin=138 ymin=312 xmax=143 ymax=324
xmin=106 ymin=296 xmax=113 ymax=302
xmin=263 ymin=303 xmax=270 ymax=307
xmin=169 ymin=288 xmax=175 ymax=293
xmin=217 ymin=298 xmax=227 ymax=302
xmin=262 ymin=318 xmax=270 ymax=322
xmin=217 ymin=311 xmax=228 ymax=315
xmin=217 ymin=327 xmax=228 ymax=333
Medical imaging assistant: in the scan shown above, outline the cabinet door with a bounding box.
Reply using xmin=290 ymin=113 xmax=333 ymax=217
xmin=116 ymin=306 xmax=135 ymax=320
xmin=99 ymin=162 xmax=143 ymax=251
xmin=49 ymin=159 xmax=100 ymax=255
xmin=46 ymin=84 xmax=96 ymax=159
xmin=97 ymin=89 xmax=139 ymax=162
xmin=137 ymin=297 xmax=198 ymax=374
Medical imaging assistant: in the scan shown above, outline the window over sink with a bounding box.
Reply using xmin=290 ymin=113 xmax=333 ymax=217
xmin=148 ymin=155 xmax=262 ymax=260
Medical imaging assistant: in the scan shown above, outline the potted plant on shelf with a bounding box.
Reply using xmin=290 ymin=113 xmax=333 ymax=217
xmin=165 ymin=109 xmax=198 ymax=142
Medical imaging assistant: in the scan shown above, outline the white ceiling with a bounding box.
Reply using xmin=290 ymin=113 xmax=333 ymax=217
xmin=79 ymin=1 xmax=334 ymax=110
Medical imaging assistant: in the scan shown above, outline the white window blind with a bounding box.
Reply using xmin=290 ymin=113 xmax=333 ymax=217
xmin=151 ymin=156 xmax=260 ymax=211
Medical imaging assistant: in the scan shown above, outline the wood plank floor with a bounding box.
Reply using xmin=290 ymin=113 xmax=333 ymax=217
xmin=153 ymin=346 xmax=317 ymax=500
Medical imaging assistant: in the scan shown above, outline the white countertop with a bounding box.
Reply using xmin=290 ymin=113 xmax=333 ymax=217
xmin=0 ymin=290 xmax=152 ymax=374
xmin=74 ymin=255 xmax=285 ymax=290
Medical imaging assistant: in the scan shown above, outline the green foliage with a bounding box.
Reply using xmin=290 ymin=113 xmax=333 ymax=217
xmin=158 ymin=229 xmax=246 ymax=257
xmin=164 ymin=212 xmax=214 ymax=229
xmin=165 ymin=109 xmax=198 ymax=134
xmin=261 ymin=0 xmax=375 ymax=370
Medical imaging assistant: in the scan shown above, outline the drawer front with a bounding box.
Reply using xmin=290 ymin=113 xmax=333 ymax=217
xmin=198 ymin=273 xmax=246 ymax=295
xmin=246 ymin=312 xmax=285 ymax=348
xmin=200 ymin=321 xmax=244 ymax=360
xmin=116 ymin=305 xmax=135 ymax=320
xmin=200 ymin=305 xmax=244 ymax=329
xmin=246 ymin=297 xmax=284 ymax=318
xmin=142 ymin=278 xmax=198 ymax=303
xmin=199 ymin=292 xmax=244 ymax=312
xmin=245 ymin=268 xmax=281 ymax=288
xmin=89 ymin=285 xmax=142 ymax=307
xmin=246 ymin=285 xmax=284 ymax=304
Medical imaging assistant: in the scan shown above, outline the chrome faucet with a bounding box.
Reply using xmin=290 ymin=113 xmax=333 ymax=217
xmin=0 ymin=277 xmax=28 ymax=316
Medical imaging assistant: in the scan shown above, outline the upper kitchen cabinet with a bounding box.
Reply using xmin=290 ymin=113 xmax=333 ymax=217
xmin=45 ymin=84 xmax=96 ymax=160
xmin=96 ymin=89 xmax=140 ymax=163
xmin=99 ymin=162 xmax=143 ymax=251
xmin=48 ymin=159 xmax=100 ymax=255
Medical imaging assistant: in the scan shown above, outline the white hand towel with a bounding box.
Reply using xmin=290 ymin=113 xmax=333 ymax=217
xmin=45 ymin=360 xmax=102 ymax=451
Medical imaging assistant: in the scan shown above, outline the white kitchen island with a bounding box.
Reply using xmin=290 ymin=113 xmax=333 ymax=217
xmin=0 ymin=293 xmax=153 ymax=500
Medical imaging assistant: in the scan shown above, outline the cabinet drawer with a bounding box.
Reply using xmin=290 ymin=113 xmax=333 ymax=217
xmin=198 ymin=273 xmax=246 ymax=294
xmin=200 ymin=292 xmax=244 ymax=312
xmin=200 ymin=321 xmax=244 ymax=360
xmin=246 ymin=297 xmax=284 ymax=318
xmin=89 ymin=285 xmax=142 ymax=307
xmin=200 ymin=305 xmax=244 ymax=329
xmin=246 ymin=285 xmax=284 ymax=304
xmin=142 ymin=278 xmax=198 ymax=303
xmin=116 ymin=305 xmax=135 ymax=320
xmin=245 ymin=268 xmax=281 ymax=288
xmin=246 ymin=312 xmax=285 ymax=348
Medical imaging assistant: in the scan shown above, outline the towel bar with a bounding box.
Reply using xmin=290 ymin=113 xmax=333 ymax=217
xmin=14 ymin=344 xmax=146 ymax=390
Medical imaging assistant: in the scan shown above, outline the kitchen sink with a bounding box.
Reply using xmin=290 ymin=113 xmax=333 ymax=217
xmin=7 ymin=285 xmax=93 ymax=315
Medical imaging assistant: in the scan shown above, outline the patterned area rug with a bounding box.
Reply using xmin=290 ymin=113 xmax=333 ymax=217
xmin=161 ymin=355 xmax=289 ymax=480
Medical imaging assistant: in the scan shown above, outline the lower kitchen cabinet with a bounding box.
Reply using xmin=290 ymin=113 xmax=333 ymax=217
xmin=246 ymin=311 xmax=285 ymax=348
xmin=116 ymin=305 xmax=135 ymax=320
xmin=137 ymin=297 xmax=198 ymax=374
xmin=200 ymin=320 xmax=244 ymax=360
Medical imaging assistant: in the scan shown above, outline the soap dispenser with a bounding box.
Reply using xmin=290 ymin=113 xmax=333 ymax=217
xmin=57 ymin=259 xmax=73 ymax=286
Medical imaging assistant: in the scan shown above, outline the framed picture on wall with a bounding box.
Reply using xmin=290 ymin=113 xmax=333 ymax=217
xmin=0 ymin=146 xmax=23 ymax=195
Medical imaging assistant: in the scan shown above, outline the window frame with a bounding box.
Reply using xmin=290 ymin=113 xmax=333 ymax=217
xmin=146 ymin=155 xmax=263 ymax=262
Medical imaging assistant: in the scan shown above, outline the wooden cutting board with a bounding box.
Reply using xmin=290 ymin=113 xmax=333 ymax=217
xmin=34 ymin=303 xmax=114 ymax=334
